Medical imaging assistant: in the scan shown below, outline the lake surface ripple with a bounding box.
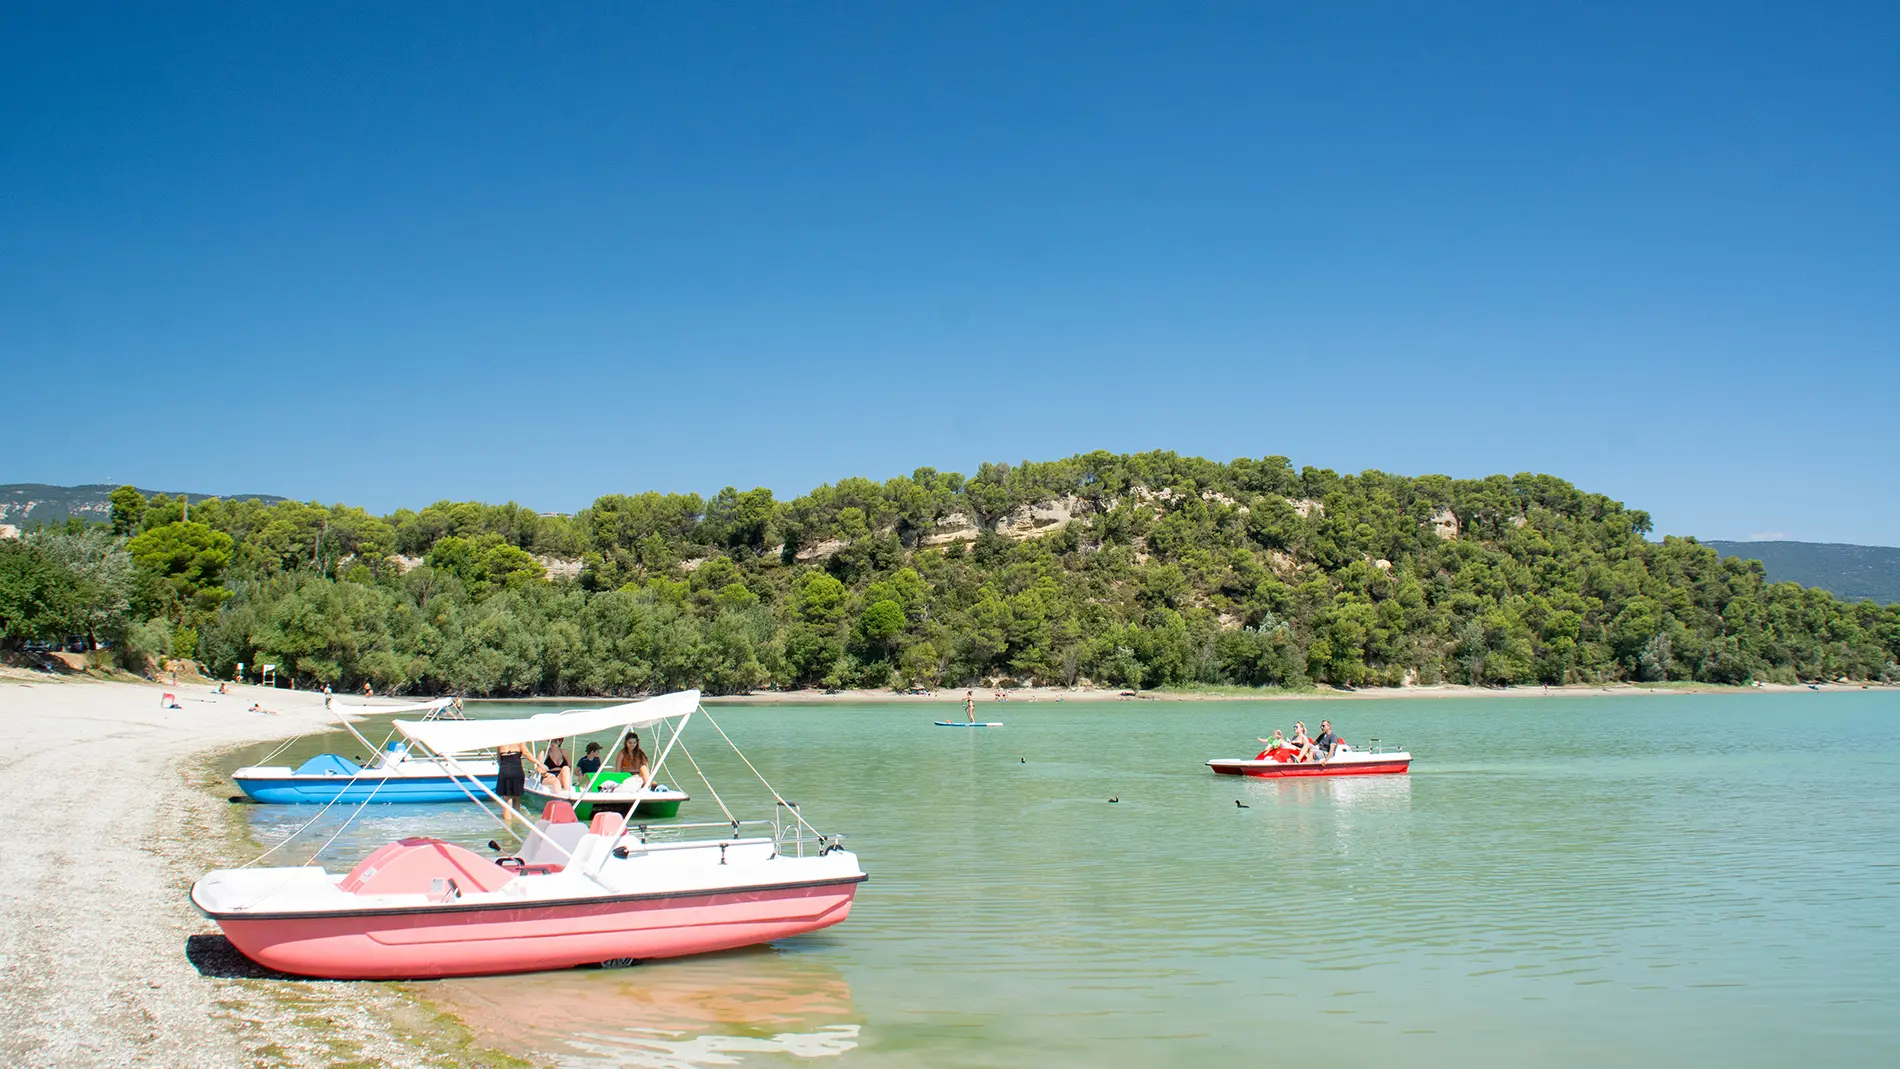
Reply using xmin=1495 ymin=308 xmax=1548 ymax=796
xmin=231 ymin=692 xmax=1900 ymax=1067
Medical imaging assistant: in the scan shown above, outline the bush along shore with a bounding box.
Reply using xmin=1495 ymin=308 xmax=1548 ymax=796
xmin=3 ymin=452 xmax=1896 ymax=696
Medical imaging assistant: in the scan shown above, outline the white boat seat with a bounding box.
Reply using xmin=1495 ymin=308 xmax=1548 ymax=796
xmin=520 ymin=818 xmax=589 ymax=866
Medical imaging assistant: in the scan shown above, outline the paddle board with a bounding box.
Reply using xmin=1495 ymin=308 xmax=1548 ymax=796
xmin=934 ymin=721 xmax=1004 ymax=728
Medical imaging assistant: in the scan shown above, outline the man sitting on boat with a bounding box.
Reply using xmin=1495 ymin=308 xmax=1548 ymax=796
xmin=1304 ymin=720 xmax=1341 ymax=763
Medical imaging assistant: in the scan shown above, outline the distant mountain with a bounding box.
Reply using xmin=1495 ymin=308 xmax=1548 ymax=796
xmin=1705 ymin=541 xmax=1900 ymax=604
xmin=0 ymin=483 xmax=286 ymax=529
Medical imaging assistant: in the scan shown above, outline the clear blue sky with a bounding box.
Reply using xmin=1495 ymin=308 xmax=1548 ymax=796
xmin=4 ymin=3 xmax=1896 ymax=543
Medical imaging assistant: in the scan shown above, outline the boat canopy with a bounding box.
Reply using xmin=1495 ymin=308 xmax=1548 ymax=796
xmin=330 ymin=696 xmax=457 ymax=716
xmin=393 ymin=690 xmax=700 ymax=753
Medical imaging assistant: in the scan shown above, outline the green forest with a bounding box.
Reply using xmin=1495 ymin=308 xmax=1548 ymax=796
xmin=4 ymin=452 xmax=1897 ymax=695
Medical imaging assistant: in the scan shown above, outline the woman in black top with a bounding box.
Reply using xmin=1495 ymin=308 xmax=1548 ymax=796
xmin=541 ymin=738 xmax=573 ymax=792
xmin=494 ymin=741 xmax=541 ymax=820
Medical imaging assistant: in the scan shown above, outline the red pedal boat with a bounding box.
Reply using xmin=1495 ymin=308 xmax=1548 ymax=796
xmin=1207 ymin=743 xmax=1410 ymax=778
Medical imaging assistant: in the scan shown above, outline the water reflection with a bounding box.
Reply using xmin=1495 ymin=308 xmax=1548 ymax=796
xmin=431 ymin=949 xmax=858 ymax=1067
xmin=1242 ymin=773 xmax=1414 ymax=811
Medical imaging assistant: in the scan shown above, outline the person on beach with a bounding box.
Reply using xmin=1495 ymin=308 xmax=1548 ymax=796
xmin=495 ymin=741 xmax=540 ymax=820
xmin=615 ymin=734 xmax=651 ymax=788
xmin=577 ymin=742 xmax=603 ymax=777
xmin=964 ymin=691 xmax=976 ymax=723
xmin=540 ymin=738 xmax=573 ymax=792
xmin=362 ymin=683 xmax=373 ymax=697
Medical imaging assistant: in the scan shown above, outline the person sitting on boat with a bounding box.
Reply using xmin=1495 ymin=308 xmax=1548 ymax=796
xmin=1306 ymin=720 xmax=1341 ymax=763
xmin=577 ymin=742 xmax=603 ymax=778
xmin=615 ymin=733 xmax=652 ymax=789
xmin=539 ymin=738 xmax=573 ymax=792
xmin=1256 ymin=729 xmax=1295 ymax=761
xmin=1289 ymin=721 xmax=1313 ymax=760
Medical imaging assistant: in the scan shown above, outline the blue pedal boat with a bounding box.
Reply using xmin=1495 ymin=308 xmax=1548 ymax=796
xmin=233 ymin=750 xmax=500 ymax=804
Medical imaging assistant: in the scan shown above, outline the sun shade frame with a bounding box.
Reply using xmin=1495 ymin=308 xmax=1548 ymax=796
xmin=393 ymin=690 xmax=700 ymax=753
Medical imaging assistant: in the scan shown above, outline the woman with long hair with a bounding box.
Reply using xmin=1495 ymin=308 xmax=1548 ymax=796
xmin=615 ymin=733 xmax=651 ymax=788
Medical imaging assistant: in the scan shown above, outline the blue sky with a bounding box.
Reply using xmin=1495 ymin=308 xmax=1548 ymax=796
xmin=4 ymin=3 xmax=1896 ymax=543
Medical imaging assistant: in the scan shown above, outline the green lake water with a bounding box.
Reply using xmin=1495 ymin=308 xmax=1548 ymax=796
xmin=226 ymin=692 xmax=1900 ymax=1067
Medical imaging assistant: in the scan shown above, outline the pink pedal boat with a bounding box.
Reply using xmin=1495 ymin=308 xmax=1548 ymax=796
xmin=1207 ymin=742 xmax=1411 ymax=779
xmin=192 ymin=691 xmax=866 ymax=979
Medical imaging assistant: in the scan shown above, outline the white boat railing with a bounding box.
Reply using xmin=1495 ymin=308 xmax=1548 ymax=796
xmin=606 ymin=808 xmax=838 ymax=859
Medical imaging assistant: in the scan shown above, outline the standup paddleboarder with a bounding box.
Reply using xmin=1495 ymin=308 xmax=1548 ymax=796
xmin=964 ymin=690 xmax=976 ymax=723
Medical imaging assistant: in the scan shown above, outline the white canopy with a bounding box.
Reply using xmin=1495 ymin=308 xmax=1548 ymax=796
xmin=329 ymin=696 xmax=455 ymax=716
xmin=393 ymin=690 xmax=700 ymax=753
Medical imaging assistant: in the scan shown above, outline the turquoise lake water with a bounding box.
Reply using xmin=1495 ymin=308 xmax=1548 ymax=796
xmin=226 ymin=692 xmax=1900 ymax=1067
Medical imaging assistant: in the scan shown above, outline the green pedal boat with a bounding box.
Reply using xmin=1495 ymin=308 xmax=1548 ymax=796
xmin=522 ymin=771 xmax=689 ymax=821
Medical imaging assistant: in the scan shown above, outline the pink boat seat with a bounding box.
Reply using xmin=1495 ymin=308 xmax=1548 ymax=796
xmin=541 ymin=800 xmax=579 ymax=824
xmin=589 ymin=811 xmax=627 ymax=837
xmin=339 ymin=837 xmax=516 ymax=896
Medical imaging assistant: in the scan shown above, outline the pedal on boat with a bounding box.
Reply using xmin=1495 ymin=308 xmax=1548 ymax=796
xmin=193 ymin=690 xmax=866 ymax=979
xmin=934 ymin=721 xmax=1004 ymax=727
xmin=1206 ymin=746 xmax=1411 ymax=778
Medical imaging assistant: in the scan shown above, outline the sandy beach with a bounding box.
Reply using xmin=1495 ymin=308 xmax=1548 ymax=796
xmin=0 ymin=673 xmax=518 ymax=1069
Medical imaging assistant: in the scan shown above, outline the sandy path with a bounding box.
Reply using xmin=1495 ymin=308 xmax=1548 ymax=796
xmin=0 ymin=677 xmax=522 ymax=1069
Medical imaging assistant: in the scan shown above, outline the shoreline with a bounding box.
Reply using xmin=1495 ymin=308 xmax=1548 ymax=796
xmin=2 ymin=669 xmax=1885 ymax=1067
xmin=478 ymin=679 xmax=1892 ymax=706
xmin=0 ymin=673 xmax=527 ymax=1069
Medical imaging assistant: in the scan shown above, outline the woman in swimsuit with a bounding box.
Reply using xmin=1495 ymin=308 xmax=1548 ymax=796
xmin=1289 ymin=721 xmax=1313 ymax=762
xmin=540 ymin=738 xmax=573 ymax=792
xmin=495 ymin=741 xmax=542 ymax=821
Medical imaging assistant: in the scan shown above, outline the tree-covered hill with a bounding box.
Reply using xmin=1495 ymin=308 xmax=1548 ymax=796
xmin=1703 ymin=541 xmax=1900 ymax=605
xmin=4 ymin=454 xmax=1896 ymax=694
xmin=0 ymin=483 xmax=284 ymax=530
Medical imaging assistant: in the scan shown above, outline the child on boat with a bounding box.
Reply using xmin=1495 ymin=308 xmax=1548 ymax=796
xmin=577 ymin=742 xmax=603 ymax=776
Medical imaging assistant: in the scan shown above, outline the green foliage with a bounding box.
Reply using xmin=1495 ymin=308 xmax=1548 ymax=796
xmin=21 ymin=452 xmax=1896 ymax=695
xmin=0 ymin=540 xmax=80 ymax=641
xmin=109 ymin=485 xmax=146 ymax=536
xmin=126 ymin=520 xmax=235 ymax=616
